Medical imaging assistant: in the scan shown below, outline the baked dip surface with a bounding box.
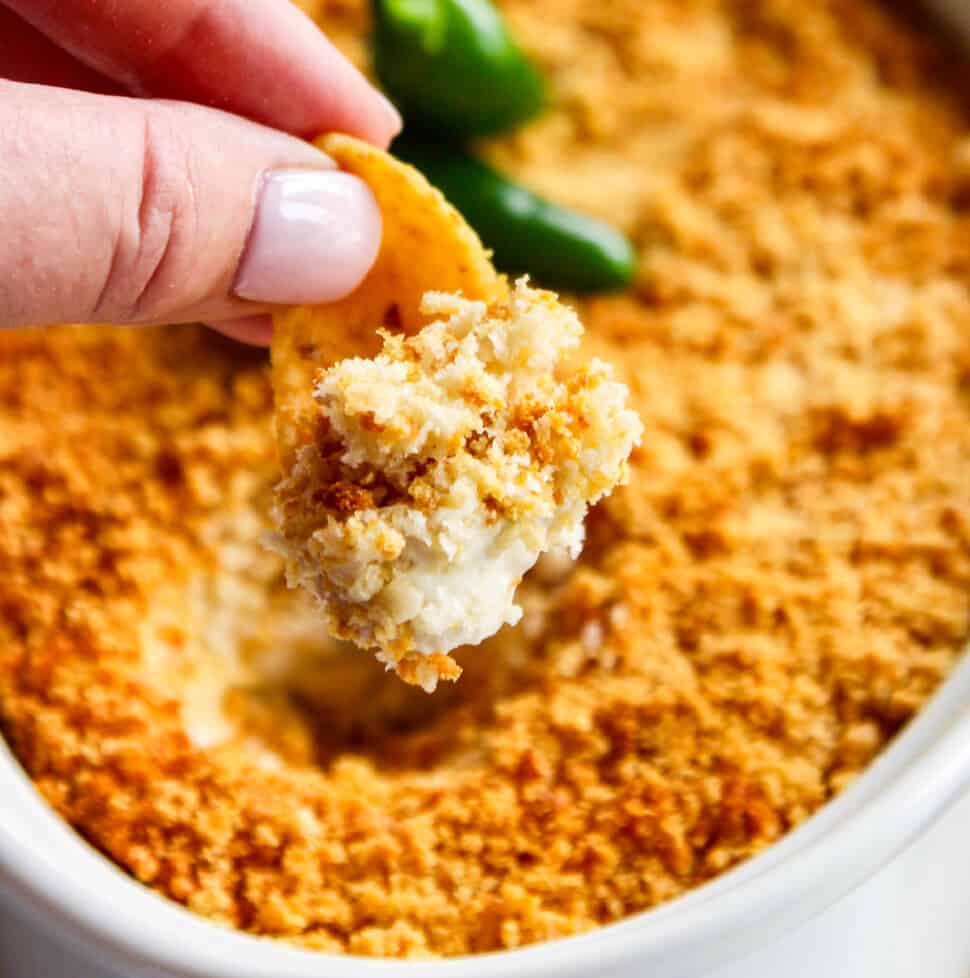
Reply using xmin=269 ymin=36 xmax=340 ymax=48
xmin=2 ymin=0 xmax=970 ymax=959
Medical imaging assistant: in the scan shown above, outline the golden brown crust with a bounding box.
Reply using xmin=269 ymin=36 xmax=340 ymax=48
xmin=1 ymin=0 xmax=970 ymax=960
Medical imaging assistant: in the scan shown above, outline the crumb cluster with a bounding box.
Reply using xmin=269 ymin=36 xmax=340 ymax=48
xmin=1 ymin=0 xmax=969 ymax=960
xmin=272 ymin=281 xmax=641 ymax=689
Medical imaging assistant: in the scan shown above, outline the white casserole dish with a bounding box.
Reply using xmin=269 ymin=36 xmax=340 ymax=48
xmin=2 ymin=1 xmax=970 ymax=974
xmin=1 ymin=648 xmax=968 ymax=978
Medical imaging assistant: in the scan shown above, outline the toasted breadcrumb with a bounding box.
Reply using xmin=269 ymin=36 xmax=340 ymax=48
xmin=272 ymin=281 xmax=641 ymax=689
xmin=1 ymin=0 xmax=970 ymax=961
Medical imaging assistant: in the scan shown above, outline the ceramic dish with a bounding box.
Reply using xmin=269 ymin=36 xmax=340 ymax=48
xmin=1 ymin=644 xmax=968 ymax=978
xmin=2 ymin=1 xmax=969 ymax=975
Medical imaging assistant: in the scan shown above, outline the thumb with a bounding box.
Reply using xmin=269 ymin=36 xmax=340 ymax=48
xmin=0 ymin=81 xmax=382 ymax=333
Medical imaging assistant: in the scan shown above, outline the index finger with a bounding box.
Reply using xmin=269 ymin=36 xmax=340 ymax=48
xmin=3 ymin=0 xmax=401 ymax=146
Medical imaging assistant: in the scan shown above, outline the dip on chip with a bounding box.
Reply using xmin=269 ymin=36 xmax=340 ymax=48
xmin=271 ymin=135 xmax=641 ymax=689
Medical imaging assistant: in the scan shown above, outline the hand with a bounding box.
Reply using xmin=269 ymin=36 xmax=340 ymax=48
xmin=0 ymin=0 xmax=401 ymax=344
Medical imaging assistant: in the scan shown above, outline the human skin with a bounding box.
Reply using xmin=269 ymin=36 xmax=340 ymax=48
xmin=0 ymin=0 xmax=401 ymax=344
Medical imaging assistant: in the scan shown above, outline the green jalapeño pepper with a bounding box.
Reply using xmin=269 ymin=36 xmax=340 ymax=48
xmin=394 ymin=138 xmax=638 ymax=292
xmin=372 ymin=0 xmax=546 ymax=138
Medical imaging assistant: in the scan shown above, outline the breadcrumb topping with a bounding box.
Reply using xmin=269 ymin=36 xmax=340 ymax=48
xmin=272 ymin=281 xmax=641 ymax=688
xmin=1 ymin=0 xmax=969 ymax=961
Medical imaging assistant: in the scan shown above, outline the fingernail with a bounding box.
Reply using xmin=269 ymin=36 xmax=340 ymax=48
xmin=375 ymin=91 xmax=403 ymax=139
xmin=234 ymin=170 xmax=382 ymax=305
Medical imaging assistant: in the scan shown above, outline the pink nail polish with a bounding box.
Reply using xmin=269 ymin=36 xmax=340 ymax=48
xmin=234 ymin=170 xmax=382 ymax=305
xmin=376 ymin=92 xmax=404 ymax=138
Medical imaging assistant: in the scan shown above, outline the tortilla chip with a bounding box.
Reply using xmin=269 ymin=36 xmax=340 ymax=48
xmin=271 ymin=133 xmax=506 ymax=471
